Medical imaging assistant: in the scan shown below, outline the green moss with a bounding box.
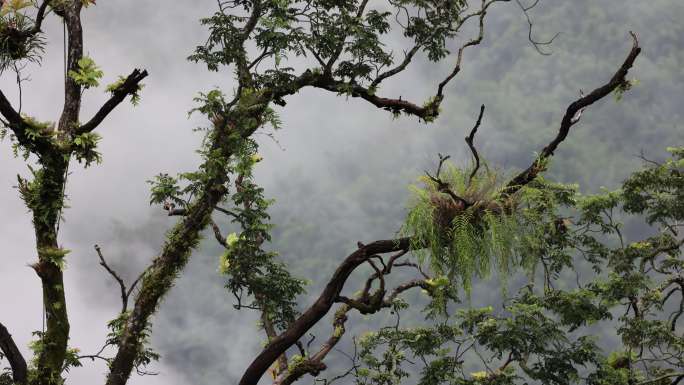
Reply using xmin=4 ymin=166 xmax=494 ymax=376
xmin=38 ymin=247 xmax=70 ymax=270
xmin=287 ymin=354 xmax=306 ymax=373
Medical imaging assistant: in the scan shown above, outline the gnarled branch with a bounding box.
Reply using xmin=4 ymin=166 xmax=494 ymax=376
xmin=95 ymin=244 xmax=144 ymax=313
xmin=239 ymin=237 xmax=413 ymax=385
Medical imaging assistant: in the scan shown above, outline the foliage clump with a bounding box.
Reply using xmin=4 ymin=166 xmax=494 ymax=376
xmin=0 ymin=0 xmax=45 ymax=71
xmin=402 ymin=160 xmax=575 ymax=293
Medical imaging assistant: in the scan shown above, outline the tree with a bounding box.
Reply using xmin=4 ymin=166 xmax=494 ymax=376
xmin=0 ymin=1 xmax=681 ymax=385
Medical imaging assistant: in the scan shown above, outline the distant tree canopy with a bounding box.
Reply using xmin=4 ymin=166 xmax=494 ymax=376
xmin=0 ymin=1 xmax=681 ymax=385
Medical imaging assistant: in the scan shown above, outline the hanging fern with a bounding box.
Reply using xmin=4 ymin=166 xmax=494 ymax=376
xmin=401 ymin=159 xmax=576 ymax=294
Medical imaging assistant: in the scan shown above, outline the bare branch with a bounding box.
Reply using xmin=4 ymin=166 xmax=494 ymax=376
xmin=95 ymin=244 xmax=132 ymax=313
xmin=166 ymin=207 xmax=187 ymax=216
xmin=214 ymin=206 xmax=241 ymax=220
xmin=77 ymin=342 xmax=111 ymax=363
xmin=0 ymin=89 xmax=26 ymax=134
xmin=0 ymin=321 xmax=27 ymax=384
xmin=501 ymin=31 xmax=641 ymax=198
xmin=425 ymin=154 xmax=471 ymax=208
xmin=384 ymin=279 xmax=431 ymax=306
xmin=0 ymin=92 xmax=21 ymax=127
xmin=276 ymin=266 xmax=430 ymax=385
xmin=275 ymin=305 xmax=351 ymax=385
xmin=435 ymin=0 xmax=502 ymax=100
xmin=515 ymin=0 xmax=561 ymax=55
xmin=465 ymin=104 xmax=485 ymax=186
xmin=261 ymin=310 xmax=289 ymax=379
xmin=0 ymin=87 xmax=56 ymax=155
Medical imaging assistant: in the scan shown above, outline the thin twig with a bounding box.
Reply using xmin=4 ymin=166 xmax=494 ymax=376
xmin=95 ymin=244 xmax=146 ymax=313
xmin=515 ymin=0 xmax=561 ymax=55
xmin=95 ymin=244 xmax=129 ymax=313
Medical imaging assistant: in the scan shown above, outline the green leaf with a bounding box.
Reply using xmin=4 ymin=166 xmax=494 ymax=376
xmin=68 ymin=56 xmax=104 ymax=89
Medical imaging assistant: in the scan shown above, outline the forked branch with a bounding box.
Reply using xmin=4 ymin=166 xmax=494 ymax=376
xmin=95 ymin=244 xmax=144 ymax=313
xmin=515 ymin=0 xmax=561 ymax=55
xmin=239 ymin=238 xmax=413 ymax=385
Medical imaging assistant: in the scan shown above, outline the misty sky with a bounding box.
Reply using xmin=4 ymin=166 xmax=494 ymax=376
xmin=1 ymin=1 xmax=683 ymax=384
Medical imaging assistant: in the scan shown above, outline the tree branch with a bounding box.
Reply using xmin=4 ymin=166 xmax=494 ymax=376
xmin=76 ymin=69 xmax=148 ymax=134
xmin=0 ymin=321 xmax=27 ymax=384
xmin=275 ymin=256 xmax=428 ymax=385
xmin=0 ymin=89 xmax=22 ymax=127
xmin=501 ymin=31 xmax=641 ymax=198
xmin=324 ymin=0 xmax=370 ymax=75
xmin=425 ymin=153 xmax=471 ymax=208
xmin=435 ymin=0 xmax=503 ymax=100
xmin=300 ymin=0 xmax=503 ymax=122
xmin=274 ymin=305 xmax=351 ymax=385
xmin=239 ymin=237 xmax=412 ymax=385
xmin=209 ymin=219 xmax=228 ymax=248
xmin=27 ymin=0 xmax=52 ymax=36
xmin=369 ymin=44 xmax=422 ymax=89
xmin=94 ymin=244 xmax=143 ymax=313
xmin=95 ymin=244 xmax=129 ymax=313
xmin=106 ymin=99 xmax=272 ymax=385
xmin=241 ymin=0 xmax=263 ymax=39
xmin=311 ymin=77 xmax=438 ymax=120
xmin=0 ymin=88 xmax=55 ymax=154
xmin=465 ymin=104 xmax=485 ymax=186
xmin=515 ymin=0 xmax=560 ymax=56
xmin=57 ymin=4 xmax=84 ymax=134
